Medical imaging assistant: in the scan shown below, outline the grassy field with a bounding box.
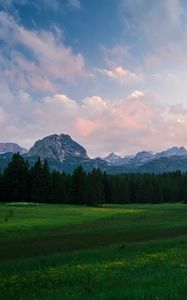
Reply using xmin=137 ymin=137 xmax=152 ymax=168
xmin=0 ymin=203 xmax=187 ymax=299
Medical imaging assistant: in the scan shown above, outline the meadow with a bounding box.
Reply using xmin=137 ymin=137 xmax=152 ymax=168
xmin=0 ymin=203 xmax=187 ymax=299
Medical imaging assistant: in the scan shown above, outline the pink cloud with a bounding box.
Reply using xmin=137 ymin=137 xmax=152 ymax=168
xmin=0 ymin=11 xmax=86 ymax=93
xmin=96 ymin=66 xmax=143 ymax=85
xmin=75 ymin=118 xmax=98 ymax=136
xmin=145 ymin=44 xmax=187 ymax=68
xmin=144 ymin=54 xmax=162 ymax=67
xmin=1 ymin=87 xmax=187 ymax=157
xmin=0 ymin=106 xmax=8 ymax=124
xmin=101 ymin=44 xmax=131 ymax=67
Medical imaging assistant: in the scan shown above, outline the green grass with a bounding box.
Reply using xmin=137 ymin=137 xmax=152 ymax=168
xmin=0 ymin=203 xmax=187 ymax=299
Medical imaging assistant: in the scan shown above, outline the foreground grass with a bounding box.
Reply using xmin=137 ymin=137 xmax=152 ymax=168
xmin=0 ymin=203 xmax=187 ymax=299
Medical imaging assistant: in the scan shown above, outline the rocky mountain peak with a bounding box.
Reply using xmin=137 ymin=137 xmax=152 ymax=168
xmin=27 ymin=133 xmax=89 ymax=162
xmin=104 ymin=152 xmax=122 ymax=164
xmin=155 ymin=146 xmax=187 ymax=159
xmin=130 ymin=151 xmax=154 ymax=166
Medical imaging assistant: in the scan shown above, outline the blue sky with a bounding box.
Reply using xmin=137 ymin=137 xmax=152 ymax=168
xmin=1 ymin=0 xmax=187 ymax=157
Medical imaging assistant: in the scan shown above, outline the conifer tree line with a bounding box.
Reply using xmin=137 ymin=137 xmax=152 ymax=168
xmin=0 ymin=153 xmax=187 ymax=205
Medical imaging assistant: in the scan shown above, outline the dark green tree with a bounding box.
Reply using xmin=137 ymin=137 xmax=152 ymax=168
xmin=71 ymin=165 xmax=87 ymax=204
xmin=51 ymin=171 xmax=69 ymax=203
xmin=86 ymin=168 xmax=105 ymax=206
xmin=3 ymin=153 xmax=29 ymax=201
xmin=30 ymin=158 xmax=51 ymax=202
xmin=0 ymin=171 xmax=3 ymax=202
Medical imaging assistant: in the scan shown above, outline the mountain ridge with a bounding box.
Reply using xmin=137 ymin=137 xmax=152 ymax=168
xmin=102 ymin=146 xmax=187 ymax=166
xmin=1 ymin=134 xmax=187 ymax=173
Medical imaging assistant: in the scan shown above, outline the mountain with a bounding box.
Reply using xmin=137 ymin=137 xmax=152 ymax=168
xmin=0 ymin=143 xmax=27 ymax=154
xmin=118 ymin=155 xmax=135 ymax=165
xmin=102 ymin=147 xmax=187 ymax=168
xmin=155 ymin=147 xmax=187 ymax=159
xmin=27 ymin=134 xmax=89 ymax=161
xmin=103 ymin=152 xmax=122 ymax=164
xmin=128 ymin=151 xmax=154 ymax=166
xmin=26 ymin=134 xmax=108 ymax=173
xmin=1 ymin=134 xmax=187 ymax=174
xmin=106 ymin=156 xmax=187 ymax=175
xmin=137 ymin=155 xmax=187 ymax=173
xmin=102 ymin=151 xmax=154 ymax=166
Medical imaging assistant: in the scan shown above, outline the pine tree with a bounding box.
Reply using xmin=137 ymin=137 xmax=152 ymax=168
xmin=3 ymin=153 xmax=29 ymax=201
xmin=0 ymin=171 xmax=3 ymax=202
xmin=51 ymin=171 xmax=69 ymax=203
xmin=30 ymin=157 xmax=51 ymax=202
xmin=86 ymin=168 xmax=105 ymax=206
xmin=71 ymin=165 xmax=87 ymax=204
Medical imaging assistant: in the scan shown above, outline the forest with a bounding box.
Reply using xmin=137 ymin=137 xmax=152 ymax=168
xmin=1 ymin=153 xmax=187 ymax=205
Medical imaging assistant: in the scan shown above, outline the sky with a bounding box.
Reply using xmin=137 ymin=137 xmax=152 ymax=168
xmin=1 ymin=0 xmax=187 ymax=157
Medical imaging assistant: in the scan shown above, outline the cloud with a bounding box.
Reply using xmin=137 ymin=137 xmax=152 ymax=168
xmin=0 ymin=11 xmax=86 ymax=93
xmin=153 ymin=73 xmax=176 ymax=81
xmin=68 ymin=0 xmax=81 ymax=10
xmin=1 ymin=85 xmax=187 ymax=156
xmin=101 ymin=44 xmax=131 ymax=67
xmin=96 ymin=66 xmax=143 ymax=85
xmin=120 ymin=0 xmax=183 ymax=46
xmin=0 ymin=0 xmax=81 ymax=12
xmin=75 ymin=118 xmax=98 ymax=136
xmin=53 ymin=94 xmax=77 ymax=106
xmin=119 ymin=0 xmax=187 ymax=71
xmin=1 ymin=1 xmax=187 ymax=157
xmin=145 ymin=43 xmax=187 ymax=69
xmin=128 ymin=90 xmax=144 ymax=99
xmin=0 ymin=106 xmax=9 ymax=125
xmin=0 ymin=0 xmax=27 ymax=9
xmin=82 ymin=96 xmax=107 ymax=112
